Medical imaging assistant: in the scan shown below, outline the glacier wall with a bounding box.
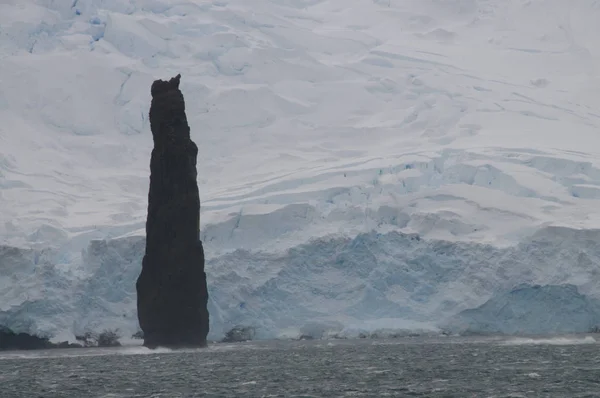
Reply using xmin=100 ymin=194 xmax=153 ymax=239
xmin=445 ymin=284 xmax=600 ymax=335
xmin=3 ymin=224 xmax=600 ymax=341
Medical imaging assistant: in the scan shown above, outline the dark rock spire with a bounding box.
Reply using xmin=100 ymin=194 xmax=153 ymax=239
xmin=136 ymin=74 xmax=209 ymax=348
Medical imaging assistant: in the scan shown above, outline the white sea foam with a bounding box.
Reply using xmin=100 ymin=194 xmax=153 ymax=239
xmin=500 ymin=336 xmax=597 ymax=346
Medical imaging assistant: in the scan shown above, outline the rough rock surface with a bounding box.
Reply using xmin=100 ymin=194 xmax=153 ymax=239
xmin=0 ymin=327 xmax=81 ymax=350
xmin=136 ymin=74 xmax=209 ymax=348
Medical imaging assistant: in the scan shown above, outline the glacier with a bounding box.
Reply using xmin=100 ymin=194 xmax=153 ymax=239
xmin=444 ymin=283 xmax=600 ymax=335
xmin=2 ymin=0 xmax=600 ymax=342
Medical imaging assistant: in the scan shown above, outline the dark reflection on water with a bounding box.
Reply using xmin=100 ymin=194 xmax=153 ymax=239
xmin=1 ymin=336 xmax=600 ymax=397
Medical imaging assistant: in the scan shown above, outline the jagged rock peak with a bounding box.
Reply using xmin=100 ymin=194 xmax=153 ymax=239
xmin=150 ymin=73 xmax=181 ymax=97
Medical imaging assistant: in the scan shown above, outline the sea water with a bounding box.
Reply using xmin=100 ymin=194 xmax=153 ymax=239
xmin=1 ymin=336 xmax=599 ymax=397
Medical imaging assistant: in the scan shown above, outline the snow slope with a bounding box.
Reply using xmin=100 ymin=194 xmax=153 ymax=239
xmin=1 ymin=0 xmax=600 ymax=341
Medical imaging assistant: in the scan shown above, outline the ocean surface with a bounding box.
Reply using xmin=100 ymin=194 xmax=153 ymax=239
xmin=1 ymin=336 xmax=600 ymax=397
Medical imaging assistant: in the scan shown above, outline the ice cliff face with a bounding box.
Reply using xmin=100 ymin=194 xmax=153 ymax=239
xmin=444 ymin=284 xmax=600 ymax=335
xmin=3 ymin=226 xmax=600 ymax=341
xmin=2 ymin=0 xmax=600 ymax=341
